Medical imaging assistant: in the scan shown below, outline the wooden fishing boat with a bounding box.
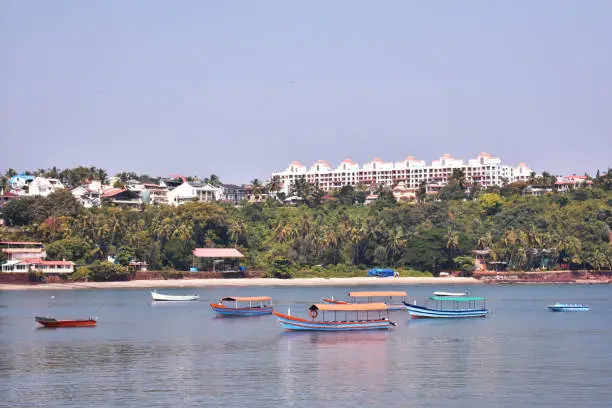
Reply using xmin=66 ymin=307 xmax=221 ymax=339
xmin=348 ymin=291 xmax=407 ymax=311
xmin=322 ymin=291 xmax=407 ymax=310
xmin=151 ymin=291 xmax=199 ymax=301
xmin=35 ymin=316 xmax=97 ymax=328
xmin=403 ymin=296 xmax=488 ymax=318
xmin=274 ymin=303 xmax=395 ymax=331
xmin=547 ymin=303 xmax=590 ymax=312
xmin=210 ymin=296 xmax=273 ymax=316
xmin=433 ymin=291 xmax=469 ymax=297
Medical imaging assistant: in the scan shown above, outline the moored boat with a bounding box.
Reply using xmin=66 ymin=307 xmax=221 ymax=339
xmin=433 ymin=291 xmax=469 ymax=297
xmin=35 ymin=316 xmax=97 ymax=328
xmin=151 ymin=291 xmax=199 ymax=301
xmin=547 ymin=303 xmax=590 ymax=312
xmin=274 ymin=303 xmax=395 ymax=331
xmin=321 ymin=296 xmax=348 ymax=304
xmin=347 ymin=291 xmax=407 ymax=311
xmin=403 ymin=296 xmax=488 ymax=318
xmin=210 ymin=296 xmax=273 ymax=316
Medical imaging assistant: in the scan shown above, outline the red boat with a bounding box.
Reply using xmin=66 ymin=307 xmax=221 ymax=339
xmin=35 ymin=316 xmax=97 ymax=328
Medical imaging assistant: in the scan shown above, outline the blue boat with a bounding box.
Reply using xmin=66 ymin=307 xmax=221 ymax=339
xmin=210 ymin=296 xmax=273 ymax=317
xmin=403 ymin=296 xmax=488 ymax=318
xmin=547 ymin=303 xmax=590 ymax=312
xmin=274 ymin=303 xmax=395 ymax=331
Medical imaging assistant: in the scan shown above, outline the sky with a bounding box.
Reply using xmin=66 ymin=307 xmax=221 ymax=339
xmin=1 ymin=1 xmax=611 ymax=184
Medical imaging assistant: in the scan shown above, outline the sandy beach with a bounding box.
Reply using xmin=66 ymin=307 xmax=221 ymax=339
xmin=0 ymin=276 xmax=480 ymax=291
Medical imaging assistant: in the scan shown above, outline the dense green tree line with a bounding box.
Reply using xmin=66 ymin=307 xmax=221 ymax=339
xmin=1 ymin=184 xmax=611 ymax=276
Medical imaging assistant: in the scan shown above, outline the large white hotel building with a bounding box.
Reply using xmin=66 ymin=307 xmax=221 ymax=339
xmin=272 ymin=153 xmax=533 ymax=195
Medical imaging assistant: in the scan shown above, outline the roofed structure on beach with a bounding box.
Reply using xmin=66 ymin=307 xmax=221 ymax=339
xmin=192 ymin=248 xmax=244 ymax=258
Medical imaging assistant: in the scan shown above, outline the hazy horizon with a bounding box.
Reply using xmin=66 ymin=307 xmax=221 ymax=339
xmin=2 ymin=1 xmax=611 ymax=184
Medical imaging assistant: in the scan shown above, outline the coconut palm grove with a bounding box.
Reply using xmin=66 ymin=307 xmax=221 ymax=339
xmin=0 ymin=167 xmax=611 ymax=280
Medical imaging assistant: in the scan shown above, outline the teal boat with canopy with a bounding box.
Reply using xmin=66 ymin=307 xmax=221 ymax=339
xmin=403 ymin=296 xmax=488 ymax=318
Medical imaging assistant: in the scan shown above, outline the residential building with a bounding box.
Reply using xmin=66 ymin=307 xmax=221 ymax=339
xmin=272 ymin=153 xmax=533 ymax=195
xmin=8 ymin=174 xmax=35 ymax=190
xmin=101 ymin=188 xmax=142 ymax=206
xmin=555 ymin=174 xmax=593 ymax=192
xmin=71 ymin=180 xmax=112 ymax=208
xmin=1 ymin=259 xmax=74 ymax=274
xmin=166 ymin=181 xmax=223 ymax=206
xmin=220 ymin=184 xmax=246 ymax=204
xmin=1 ymin=241 xmax=74 ymax=274
xmin=27 ymin=177 xmax=65 ymax=196
xmin=126 ymin=182 xmax=169 ymax=204
xmin=1 ymin=241 xmax=46 ymax=261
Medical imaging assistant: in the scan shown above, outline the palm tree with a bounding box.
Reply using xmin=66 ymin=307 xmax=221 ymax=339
xmin=229 ymin=219 xmax=247 ymax=245
xmin=445 ymin=227 xmax=460 ymax=267
xmin=250 ymin=179 xmax=263 ymax=199
xmin=266 ymin=175 xmax=282 ymax=195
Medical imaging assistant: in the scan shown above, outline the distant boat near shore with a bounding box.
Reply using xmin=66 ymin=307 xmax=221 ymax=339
xmin=433 ymin=291 xmax=469 ymax=297
xmin=151 ymin=291 xmax=199 ymax=301
xmin=547 ymin=303 xmax=590 ymax=312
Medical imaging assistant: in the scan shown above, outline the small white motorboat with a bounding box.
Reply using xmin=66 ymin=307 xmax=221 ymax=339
xmin=151 ymin=291 xmax=199 ymax=301
xmin=433 ymin=291 xmax=469 ymax=297
xmin=547 ymin=303 xmax=590 ymax=312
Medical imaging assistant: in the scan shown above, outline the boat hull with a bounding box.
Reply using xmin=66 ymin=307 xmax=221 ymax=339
xmin=433 ymin=291 xmax=468 ymax=297
xmin=151 ymin=292 xmax=199 ymax=301
xmin=403 ymin=303 xmax=488 ymax=318
xmin=322 ymin=298 xmax=348 ymax=305
xmin=274 ymin=311 xmax=392 ymax=331
xmin=547 ymin=304 xmax=590 ymax=312
xmin=210 ymin=304 xmax=273 ymax=316
xmin=35 ymin=317 xmax=96 ymax=328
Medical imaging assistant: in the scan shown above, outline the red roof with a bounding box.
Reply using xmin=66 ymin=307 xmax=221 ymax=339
xmin=22 ymin=258 xmax=74 ymax=265
xmin=101 ymin=188 xmax=125 ymax=198
xmin=192 ymin=248 xmax=244 ymax=258
xmin=0 ymin=191 xmax=19 ymax=197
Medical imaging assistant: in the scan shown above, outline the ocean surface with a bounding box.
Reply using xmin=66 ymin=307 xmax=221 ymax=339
xmin=1 ymin=284 xmax=611 ymax=408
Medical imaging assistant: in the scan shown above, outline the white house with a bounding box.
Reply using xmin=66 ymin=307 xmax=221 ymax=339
xmin=1 ymin=259 xmax=74 ymax=274
xmin=27 ymin=177 xmax=65 ymax=197
xmin=167 ymin=182 xmax=223 ymax=206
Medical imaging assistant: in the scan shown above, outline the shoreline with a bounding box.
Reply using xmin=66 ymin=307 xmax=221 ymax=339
xmin=0 ymin=276 xmax=480 ymax=291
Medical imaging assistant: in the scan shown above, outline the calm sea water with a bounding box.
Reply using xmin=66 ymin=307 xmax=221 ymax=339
xmin=1 ymin=284 xmax=611 ymax=408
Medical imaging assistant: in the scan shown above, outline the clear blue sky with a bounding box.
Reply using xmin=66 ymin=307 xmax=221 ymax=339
xmin=1 ymin=1 xmax=610 ymax=183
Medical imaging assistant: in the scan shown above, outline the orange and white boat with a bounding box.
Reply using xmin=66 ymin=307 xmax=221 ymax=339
xmin=210 ymin=296 xmax=273 ymax=316
xmin=274 ymin=303 xmax=395 ymax=331
xmin=35 ymin=316 xmax=97 ymax=328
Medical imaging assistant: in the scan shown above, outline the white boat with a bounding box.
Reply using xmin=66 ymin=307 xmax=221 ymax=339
xmin=547 ymin=303 xmax=590 ymax=312
xmin=151 ymin=291 xmax=199 ymax=301
xmin=433 ymin=291 xmax=469 ymax=297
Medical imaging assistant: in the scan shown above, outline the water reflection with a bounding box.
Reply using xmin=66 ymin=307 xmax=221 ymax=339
xmin=1 ymin=285 xmax=612 ymax=407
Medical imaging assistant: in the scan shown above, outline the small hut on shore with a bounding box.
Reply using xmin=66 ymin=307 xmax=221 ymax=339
xmin=191 ymin=248 xmax=244 ymax=273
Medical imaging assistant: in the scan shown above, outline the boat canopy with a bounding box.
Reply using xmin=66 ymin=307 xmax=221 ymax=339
xmin=429 ymin=296 xmax=484 ymax=302
xmin=348 ymin=291 xmax=407 ymax=297
xmin=310 ymin=302 xmax=389 ymax=312
xmin=221 ymin=296 xmax=272 ymax=302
